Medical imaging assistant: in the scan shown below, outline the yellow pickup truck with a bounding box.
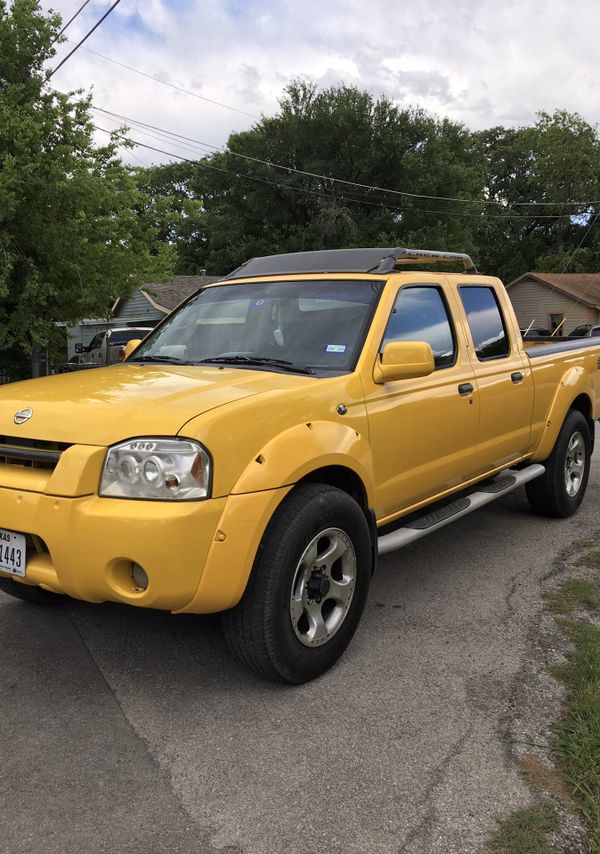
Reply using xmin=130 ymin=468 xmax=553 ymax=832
xmin=1 ymin=248 xmax=599 ymax=682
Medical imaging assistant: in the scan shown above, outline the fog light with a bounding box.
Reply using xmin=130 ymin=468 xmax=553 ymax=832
xmin=131 ymin=563 xmax=149 ymax=590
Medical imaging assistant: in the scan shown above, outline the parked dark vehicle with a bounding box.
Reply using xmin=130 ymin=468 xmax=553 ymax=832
xmin=568 ymin=324 xmax=600 ymax=338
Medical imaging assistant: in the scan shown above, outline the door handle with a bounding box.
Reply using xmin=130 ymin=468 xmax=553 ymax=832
xmin=511 ymin=372 xmax=524 ymax=383
xmin=458 ymin=383 xmax=474 ymax=396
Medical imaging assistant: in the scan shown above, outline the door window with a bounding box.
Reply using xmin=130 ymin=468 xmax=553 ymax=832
xmin=459 ymin=287 xmax=509 ymax=360
xmin=88 ymin=333 xmax=105 ymax=350
xmin=382 ymin=286 xmax=456 ymax=369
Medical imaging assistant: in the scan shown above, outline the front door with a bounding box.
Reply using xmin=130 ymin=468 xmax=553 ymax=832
xmin=364 ymin=282 xmax=480 ymax=522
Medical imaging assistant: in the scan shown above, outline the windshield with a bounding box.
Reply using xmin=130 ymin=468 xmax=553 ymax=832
xmin=109 ymin=329 xmax=151 ymax=345
xmin=131 ymin=279 xmax=381 ymax=373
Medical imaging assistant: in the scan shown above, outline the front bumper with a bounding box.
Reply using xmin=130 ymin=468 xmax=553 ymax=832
xmin=0 ymin=483 xmax=292 ymax=614
xmin=0 ymin=486 xmax=225 ymax=611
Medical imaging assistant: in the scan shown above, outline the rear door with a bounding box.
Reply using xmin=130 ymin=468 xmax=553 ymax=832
xmin=457 ymin=284 xmax=533 ymax=471
xmin=364 ymin=281 xmax=480 ymax=520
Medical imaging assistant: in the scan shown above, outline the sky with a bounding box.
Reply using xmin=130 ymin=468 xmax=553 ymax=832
xmin=42 ymin=0 xmax=600 ymax=166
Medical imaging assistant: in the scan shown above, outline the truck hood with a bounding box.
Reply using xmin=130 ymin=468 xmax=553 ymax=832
xmin=0 ymin=364 xmax=310 ymax=446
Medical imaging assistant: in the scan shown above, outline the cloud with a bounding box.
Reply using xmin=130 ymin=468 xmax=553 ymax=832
xmin=44 ymin=0 xmax=600 ymax=166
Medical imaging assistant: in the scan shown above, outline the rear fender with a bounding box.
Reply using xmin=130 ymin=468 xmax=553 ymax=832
xmin=531 ymin=366 xmax=592 ymax=461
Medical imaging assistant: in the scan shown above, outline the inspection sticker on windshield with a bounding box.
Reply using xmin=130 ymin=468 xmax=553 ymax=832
xmin=325 ymin=344 xmax=347 ymax=353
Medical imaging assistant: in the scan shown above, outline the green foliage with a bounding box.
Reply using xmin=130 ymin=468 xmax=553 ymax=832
xmin=476 ymin=110 xmax=600 ymax=281
xmin=544 ymin=578 xmax=599 ymax=614
xmin=0 ymin=0 xmax=175 ymax=376
xmin=141 ymin=81 xmax=485 ymax=275
xmin=552 ymin=620 xmax=600 ymax=851
xmin=488 ymin=803 xmax=559 ymax=854
xmin=139 ymin=87 xmax=600 ymax=283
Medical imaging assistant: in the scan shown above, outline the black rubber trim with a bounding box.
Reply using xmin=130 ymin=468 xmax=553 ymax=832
xmin=366 ymin=507 xmax=378 ymax=575
xmin=404 ymin=497 xmax=471 ymax=530
xmin=477 ymin=474 xmax=517 ymax=493
xmin=527 ymin=337 xmax=600 ymax=358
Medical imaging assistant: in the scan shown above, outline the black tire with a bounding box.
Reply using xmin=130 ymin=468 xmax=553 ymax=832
xmin=525 ymin=409 xmax=592 ymax=518
xmin=222 ymin=483 xmax=373 ymax=683
xmin=0 ymin=576 xmax=63 ymax=605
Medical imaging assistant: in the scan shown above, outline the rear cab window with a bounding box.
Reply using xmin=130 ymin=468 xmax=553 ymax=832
xmin=458 ymin=286 xmax=510 ymax=360
xmin=382 ymin=285 xmax=457 ymax=369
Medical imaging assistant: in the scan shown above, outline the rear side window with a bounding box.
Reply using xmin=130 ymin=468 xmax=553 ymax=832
xmin=459 ymin=287 xmax=509 ymax=360
xmin=382 ymin=286 xmax=456 ymax=369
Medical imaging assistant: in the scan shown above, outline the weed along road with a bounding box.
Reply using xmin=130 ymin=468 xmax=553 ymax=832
xmin=0 ymin=428 xmax=597 ymax=854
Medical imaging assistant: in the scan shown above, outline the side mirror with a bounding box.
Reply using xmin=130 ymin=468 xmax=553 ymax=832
xmin=123 ymin=339 xmax=142 ymax=360
xmin=74 ymin=343 xmax=85 ymax=354
xmin=373 ymin=341 xmax=435 ymax=384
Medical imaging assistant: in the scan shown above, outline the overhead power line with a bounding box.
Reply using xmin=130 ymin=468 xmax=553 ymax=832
xmin=90 ymin=105 xmax=600 ymax=211
xmin=79 ymin=45 xmax=259 ymax=120
xmin=94 ymin=124 xmax=588 ymax=222
xmin=91 ymin=105 xmax=598 ymax=218
xmin=48 ymin=0 xmax=123 ymax=79
xmin=51 ymin=0 xmax=94 ymax=46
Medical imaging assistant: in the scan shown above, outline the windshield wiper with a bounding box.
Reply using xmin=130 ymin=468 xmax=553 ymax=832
xmin=129 ymin=355 xmax=193 ymax=365
xmin=198 ymin=356 xmax=315 ymax=375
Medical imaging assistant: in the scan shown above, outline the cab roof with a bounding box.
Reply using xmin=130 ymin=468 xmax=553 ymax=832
xmin=224 ymin=247 xmax=478 ymax=280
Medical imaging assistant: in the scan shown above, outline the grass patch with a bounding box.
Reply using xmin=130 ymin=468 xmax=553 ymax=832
xmin=574 ymin=549 xmax=600 ymax=570
xmin=544 ymin=578 xmax=599 ymax=614
xmin=489 ymin=804 xmax=559 ymax=853
xmin=552 ymin=619 xmax=600 ymax=851
xmin=519 ymin=753 xmax=577 ymax=811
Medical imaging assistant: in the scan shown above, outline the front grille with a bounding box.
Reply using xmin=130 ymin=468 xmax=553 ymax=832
xmin=0 ymin=436 xmax=71 ymax=471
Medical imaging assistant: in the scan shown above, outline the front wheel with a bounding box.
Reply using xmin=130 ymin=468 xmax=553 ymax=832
xmin=222 ymin=483 xmax=373 ymax=683
xmin=525 ymin=409 xmax=592 ymax=518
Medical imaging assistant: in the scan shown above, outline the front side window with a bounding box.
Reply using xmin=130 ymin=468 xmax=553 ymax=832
xmin=88 ymin=333 xmax=105 ymax=350
xmin=459 ymin=286 xmax=510 ymax=360
xmin=131 ymin=279 xmax=382 ymax=374
xmin=382 ymin=286 xmax=456 ymax=369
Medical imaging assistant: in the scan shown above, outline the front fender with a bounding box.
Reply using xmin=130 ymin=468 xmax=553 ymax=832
xmin=231 ymin=420 xmax=374 ymax=502
xmin=531 ymin=366 xmax=592 ymax=461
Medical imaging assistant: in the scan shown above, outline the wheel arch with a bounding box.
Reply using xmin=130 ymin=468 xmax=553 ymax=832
xmin=532 ymin=367 xmax=595 ymax=461
xmin=569 ymin=393 xmax=595 ymax=453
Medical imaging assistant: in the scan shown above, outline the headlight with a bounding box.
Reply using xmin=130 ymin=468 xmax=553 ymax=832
xmin=100 ymin=438 xmax=211 ymax=500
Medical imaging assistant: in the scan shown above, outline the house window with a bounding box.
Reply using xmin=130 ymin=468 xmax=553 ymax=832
xmin=550 ymin=313 xmax=565 ymax=336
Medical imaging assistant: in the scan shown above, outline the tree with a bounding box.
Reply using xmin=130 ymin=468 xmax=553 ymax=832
xmin=140 ymin=81 xmax=485 ymax=275
xmin=475 ymin=111 xmax=600 ymax=281
xmin=0 ymin=0 xmax=175 ymax=378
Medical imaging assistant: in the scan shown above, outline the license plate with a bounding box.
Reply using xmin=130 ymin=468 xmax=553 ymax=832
xmin=0 ymin=529 xmax=26 ymax=577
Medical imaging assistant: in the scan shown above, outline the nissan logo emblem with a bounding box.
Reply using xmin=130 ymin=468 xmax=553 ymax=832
xmin=14 ymin=408 xmax=33 ymax=425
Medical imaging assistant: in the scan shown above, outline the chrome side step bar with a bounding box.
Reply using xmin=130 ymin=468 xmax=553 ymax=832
xmin=377 ymin=464 xmax=545 ymax=556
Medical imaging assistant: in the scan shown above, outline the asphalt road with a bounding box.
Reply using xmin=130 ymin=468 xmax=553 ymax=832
xmin=1 ymin=438 xmax=598 ymax=854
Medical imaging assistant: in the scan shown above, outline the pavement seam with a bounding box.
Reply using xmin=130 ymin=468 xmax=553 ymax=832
xmin=397 ymin=723 xmax=474 ymax=853
xmin=64 ymin=605 xmax=217 ymax=853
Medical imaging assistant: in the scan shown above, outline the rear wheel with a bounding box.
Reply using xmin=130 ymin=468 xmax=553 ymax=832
xmin=525 ymin=409 xmax=592 ymax=518
xmin=0 ymin=577 xmax=63 ymax=605
xmin=222 ymin=483 xmax=372 ymax=683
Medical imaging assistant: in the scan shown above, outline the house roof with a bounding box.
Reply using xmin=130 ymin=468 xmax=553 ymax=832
xmin=507 ymin=272 xmax=600 ymax=310
xmin=141 ymin=275 xmax=222 ymax=313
